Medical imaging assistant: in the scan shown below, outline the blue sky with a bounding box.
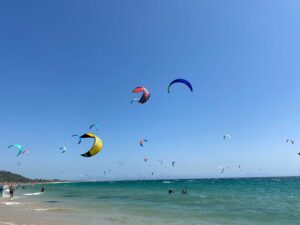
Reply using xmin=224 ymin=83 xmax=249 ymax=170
xmin=1 ymin=0 xmax=300 ymax=180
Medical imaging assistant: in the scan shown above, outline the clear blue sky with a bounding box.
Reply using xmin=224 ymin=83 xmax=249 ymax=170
xmin=1 ymin=0 xmax=300 ymax=180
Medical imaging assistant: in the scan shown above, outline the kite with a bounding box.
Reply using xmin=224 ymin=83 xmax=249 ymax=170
xmin=144 ymin=158 xmax=148 ymax=163
xmin=131 ymin=86 xmax=150 ymax=104
xmin=139 ymin=139 xmax=148 ymax=147
xmin=286 ymin=139 xmax=295 ymax=145
xmin=89 ymin=124 xmax=99 ymax=131
xmin=172 ymin=161 xmax=175 ymax=166
xmin=223 ymin=134 xmax=231 ymax=140
xmin=8 ymin=144 xmax=23 ymax=157
xmin=60 ymin=146 xmax=67 ymax=154
xmin=219 ymin=166 xmax=225 ymax=173
xmin=22 ymin=150 xmax=29 ymax=155
xmin=168 ymin=79 xmax=193 ymax=93
xmin=79 ymin=133 xmax=103 ymax=157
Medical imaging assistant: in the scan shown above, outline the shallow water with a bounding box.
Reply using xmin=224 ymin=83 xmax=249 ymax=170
xmin=8 ymin=177 xmax=300 ymax=225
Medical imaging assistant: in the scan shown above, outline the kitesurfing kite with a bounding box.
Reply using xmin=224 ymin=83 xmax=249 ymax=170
xmin=22 ymin=150 xmax=29 ymax=155
xmin=78 ymin=133 xmax=103 ymax=157
xmin=139 ymin=139 xmax=148 ymax=147
xmin=131 ymin=86 xmax=150 ymax=104
xmin=144 ymin=158 xmax=148 ymax=163
xmin=60 ymin=146 xmax=67 ymax=154
xmin=223 ymin=134 xmax=231 ymax=140
xmin=172 ymin=161 xmax=175 ymax=166
xmin=286 ymin=139 xmax=295 ymax=145
xmin=168 ymin=79 xmax=193 ymax=93
xmin=89 ymin=124 xmax=99 ymax=131
xmin=72 ymin=134 xmax=82 ymax=144
xmin=8 ymin=144 xmax=24 ymax=157
xmin=219 ymin=166 xmax=225 ymax=173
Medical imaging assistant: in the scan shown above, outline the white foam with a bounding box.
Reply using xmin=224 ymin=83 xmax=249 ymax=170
xmin=162 ymin=181 xmax=173 ymax=184
xmin=0 ymin=221 xmax=16 ymax=225
xmin=33 ymin=208 xmax=49 ymax=211
xmin=23 ymin=192 xmax=42 ymax=196
xmin=2 ymin=202 xmax=21 ymax=206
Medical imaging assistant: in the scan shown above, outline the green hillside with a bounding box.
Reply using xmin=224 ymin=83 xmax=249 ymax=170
xmin=0 ymin=171 xmax=32 ymax=183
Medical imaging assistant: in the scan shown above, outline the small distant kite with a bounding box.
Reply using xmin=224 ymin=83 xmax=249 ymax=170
xmin=22 ymin=150 xmax=29 ymax=155
xmin=139 ymin=139 xmax=148 ymax=147
xmin=286 ymin=139 xmax=295 ymax=145
xmin=89 ymin=124 xmax=99 ymax=131
xmin=60 ymin=146 xmax=67 ymax=154
xmin=223 ymin=134 xmax=231 ymax=140
xmin=219 ymin=166 xmax=225 ymax=173
xmin=72 ymin=135 xmax=82 ymax=144
xmin=131 ymin=86 xmax=150 ymax=104
xmin=8 ymin=144 xmax=23 ymax=157
xmin=172 ymin=161 xmax=175 ymax=166
xmin=168 ymin=79 xmax=193 ymax=93
xmin=298 ymin=153 xmax=300 ymax=156
xmin=79 ymin=133 xmax=103 ymax=157
xmin=144 ymin=158 xmax=148 ymax=163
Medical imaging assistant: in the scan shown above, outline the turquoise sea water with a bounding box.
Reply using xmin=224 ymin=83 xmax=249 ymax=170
xmin=14 ymin=177 xmax=300 ymax=225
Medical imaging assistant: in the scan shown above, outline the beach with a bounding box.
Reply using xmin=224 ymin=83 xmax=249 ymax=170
xmin=0 ymin=178 xmax=300 ymax=225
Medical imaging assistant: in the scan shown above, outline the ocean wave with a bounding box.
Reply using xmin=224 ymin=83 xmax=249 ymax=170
xmin=2 ymin=202 xmax=22 ymax=206
xmin=162 ymin=181 xmax=173 ymax=184
xmin=33 ymin=207 xmax=72 ymax=212
xmin=23 ymin=192 xmax=42 ymax=196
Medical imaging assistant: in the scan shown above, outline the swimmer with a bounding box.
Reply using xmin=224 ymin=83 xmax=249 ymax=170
xmin=181 ymin=187 xmax=187 ymax=194
xmin=168 ymin=189 xmax=174 ymax=194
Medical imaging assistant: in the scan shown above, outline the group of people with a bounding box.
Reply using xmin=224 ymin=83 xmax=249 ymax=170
xmin=0 ymin=184 xmax=15 ymax=199
xmin=0 ymin=184 xmax=45 ymax=200
xmin=168 ymin=188 xmax=188 ymax=195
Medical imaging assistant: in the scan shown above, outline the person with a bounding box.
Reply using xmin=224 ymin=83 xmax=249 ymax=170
xmin=0 ymin=184 xmax=3 ymax=197
xmin=41 ymin=187 xmax=45 ymax=193
xmin=181 ymin=187 xmax=188 ymax=195
xmin=168 ymin=189 xmax=174 ymax=194
xmin=9 ymin=185 xmax=15 ymax=200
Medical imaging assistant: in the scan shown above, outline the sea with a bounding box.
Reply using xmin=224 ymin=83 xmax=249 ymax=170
xmin=2 ymin=177 xmax=300 ymax=225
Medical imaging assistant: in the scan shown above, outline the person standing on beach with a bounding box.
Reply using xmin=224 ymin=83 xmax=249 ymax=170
xmin=9 ymin=185 xmax=15 ymax=200
xmin=0 ymin=184 xmax=3 ymax=197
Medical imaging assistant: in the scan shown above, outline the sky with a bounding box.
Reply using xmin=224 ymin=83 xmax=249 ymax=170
xmin=1 ymin=0 xmax=300 ymax=180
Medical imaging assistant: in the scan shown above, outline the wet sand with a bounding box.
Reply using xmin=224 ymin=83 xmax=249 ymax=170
xmin=0 ymin=199 xmax=81 ymax=225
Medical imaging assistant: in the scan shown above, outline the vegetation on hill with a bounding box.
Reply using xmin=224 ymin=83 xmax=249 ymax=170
xmin=0 ymin=170 xmax=32 ymax=183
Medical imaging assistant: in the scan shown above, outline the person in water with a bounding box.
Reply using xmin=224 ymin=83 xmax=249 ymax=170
xmin=168 ymin=189 xmax=174 ymax=194
xmin=41 ymin=187 xmax=45 ymax=193
xmin=0 ymin=184 xmax=3 ymax=197
xmin=9 ymin=185 xmax=15 ymax=200
xmin=181 ymin=187 xmax=188 ymax=195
